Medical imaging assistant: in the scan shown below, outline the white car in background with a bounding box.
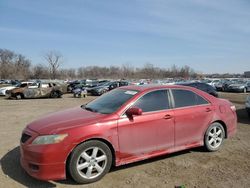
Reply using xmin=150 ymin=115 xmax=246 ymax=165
xmin=207 ymin=79 xmax=221 ymax=88
xmin=246 ymin=95 xmax=250 ymax=117
xmin=0 ymin=85 xmax=17 ymax=96
xmin=0 ymin=82 xmax=33 ymax=96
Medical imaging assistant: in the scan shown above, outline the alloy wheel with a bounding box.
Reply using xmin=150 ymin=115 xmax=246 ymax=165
xmin=207 ymin=126 xmax=223 ymax=149
xmin=76 ymin=147 xmax=107 ymax=180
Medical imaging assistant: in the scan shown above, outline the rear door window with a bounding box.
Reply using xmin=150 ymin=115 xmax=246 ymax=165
xmin=133 ymin=90 xmax=170 ymax=112
xmin=172 ymin=89 xmax=209 ymax=108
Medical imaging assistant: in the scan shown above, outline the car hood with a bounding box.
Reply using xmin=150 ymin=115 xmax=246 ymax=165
xmin=27 ymin=107 xmax=107 ymax=134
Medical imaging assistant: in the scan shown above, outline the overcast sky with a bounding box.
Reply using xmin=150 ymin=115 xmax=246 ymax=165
xmin=1 ymin=0 xmax=250 ymax=73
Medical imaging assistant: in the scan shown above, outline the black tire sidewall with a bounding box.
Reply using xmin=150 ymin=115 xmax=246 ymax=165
xmin=204 ymin=123 xmax=225 ymax=152
xmin=16 ymin=93 xmax=22 ymax=100
xmin=51 ymin=91 xmax=59 ymax=98
xmin=68 ymin=140 xmax=112 ymax=184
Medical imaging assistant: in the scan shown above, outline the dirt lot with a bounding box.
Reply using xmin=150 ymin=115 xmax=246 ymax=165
xmin=0 ymin=92 xmax=249 ymax=188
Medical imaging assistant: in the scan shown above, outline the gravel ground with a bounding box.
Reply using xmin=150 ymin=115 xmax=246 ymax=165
xmin=0 ymin=92 xmax=249 ymax=188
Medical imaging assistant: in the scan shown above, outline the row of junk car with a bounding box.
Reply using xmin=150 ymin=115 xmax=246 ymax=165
xmin=0 ymin=78 xmax=250 ymax=116
xmin=0 ymin=77 xmax=249 ymax=99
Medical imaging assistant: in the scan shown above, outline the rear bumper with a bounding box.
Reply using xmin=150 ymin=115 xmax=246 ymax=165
xmin=227 ymin=112 xmax=237 ymax=138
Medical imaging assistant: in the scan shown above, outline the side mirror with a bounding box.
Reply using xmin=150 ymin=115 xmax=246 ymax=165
xmin=126 ymin=107 xmax=142 ymax=117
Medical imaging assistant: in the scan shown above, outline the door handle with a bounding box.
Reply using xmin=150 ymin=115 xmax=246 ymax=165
xmin=163 ymin=114 xmax=173 ymax=119
xmin=205 ymin=108 xmax=212 ymax=112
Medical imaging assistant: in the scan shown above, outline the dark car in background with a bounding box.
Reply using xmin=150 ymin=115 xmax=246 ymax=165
xmin=68 ymin=80 xmax=109 ymax=93
xmin=214 ymin=80 xmax=229 ymax=91
xmin=88 ymin=81 xmax=129 ymax=96
xmin=67 ymin=80 xmax=86 ymax=92
xmin=227 ymin=80 xmax=250 ymax=93
xmin=177 ymin=82 xmax=218 ymax=97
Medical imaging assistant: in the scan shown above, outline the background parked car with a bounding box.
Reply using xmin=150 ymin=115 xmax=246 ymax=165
xmin=214 ymin=79 xmax=229 ymax=91
xmin=88 ymin=81 xmax=129 ymax=96
xmin=177 ymin=82 xmax=218 ymax=97
xmin=68 ymin=80 xmax=109 ymax=93
xmin=207 ymin=79 xmax=220 ymax=88
xmin=245 ymin=96 xmax=250 ymax=117
xmin=6 ymin=82 xmax=64 ymax=99
xmin=227 ymin=80 xmax=250 ymax=93
xmin=0 ymin=81 xmax=33 ymax=96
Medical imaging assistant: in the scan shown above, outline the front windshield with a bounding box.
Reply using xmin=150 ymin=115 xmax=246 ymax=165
xmin=83 ymin=89 xmax=138 ymax=114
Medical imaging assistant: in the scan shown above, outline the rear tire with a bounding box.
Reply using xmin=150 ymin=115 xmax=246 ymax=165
xmin=50 ymin=91 xmax=59 ymax=98
xmin=204 ymin=123 xmax=225 ymax=152
xmin=68 ymin=140 xmax=112 ymax=184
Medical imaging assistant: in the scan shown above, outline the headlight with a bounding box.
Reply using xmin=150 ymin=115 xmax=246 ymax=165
xmin=32 ymin=134 xmax=68 ymax=145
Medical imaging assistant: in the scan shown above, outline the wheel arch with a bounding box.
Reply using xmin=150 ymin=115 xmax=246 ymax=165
xmin=65 ymin=137 xmax=116 ymax=175
xmin=15 ymin=92 xmax=24 ymax=98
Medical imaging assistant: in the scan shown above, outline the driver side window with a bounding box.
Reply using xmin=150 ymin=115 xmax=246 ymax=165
xmin=133 ymin=90 xmax=170 ymax=113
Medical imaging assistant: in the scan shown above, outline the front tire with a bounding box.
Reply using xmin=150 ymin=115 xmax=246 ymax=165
xmin=68 ymin=140 xmax=112 ymax=184
xmin=15 ymin=93 xmax=23 ymax=100
xmin=204 ymin=123 xmax=225 ymax=152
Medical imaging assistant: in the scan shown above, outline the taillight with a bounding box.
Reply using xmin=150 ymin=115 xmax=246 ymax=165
xmin=230 ymin=105 xmax=236 ymax=112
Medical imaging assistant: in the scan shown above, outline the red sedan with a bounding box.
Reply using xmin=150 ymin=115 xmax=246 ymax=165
xmin=20 ymin=85 xmax=237 ymax=183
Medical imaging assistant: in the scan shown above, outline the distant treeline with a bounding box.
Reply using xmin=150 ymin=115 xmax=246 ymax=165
xmin=0 ymin=48 xmax=242 ymax=80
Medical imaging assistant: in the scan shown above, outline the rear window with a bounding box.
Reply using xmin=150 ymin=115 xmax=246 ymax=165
xmin=172 ymin=89 xmax=209 ymax=108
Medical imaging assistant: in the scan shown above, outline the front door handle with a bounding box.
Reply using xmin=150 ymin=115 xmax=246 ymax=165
xmin=163 ymin=114 xmax=173 ymax=119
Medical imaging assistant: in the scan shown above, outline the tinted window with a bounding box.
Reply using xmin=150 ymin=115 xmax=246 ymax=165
xmin=20 ymin=83 xmax=27 ymax=87
xmin=133 ymin=90 xmax=169 ymax=112
xmin=196 ymin=94 xmax=209 ymax=105
xmin=172 ymin=89 xmax=208 ymax=108
xmin=85 ymin=89 xmax=138 ymax=114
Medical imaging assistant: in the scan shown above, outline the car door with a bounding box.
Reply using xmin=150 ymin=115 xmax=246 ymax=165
xmin=23 ymin=83 xmax=40 ymax=98
xmin=117 ymin=90 xmax=174 ymax=159
xmin=171 ymin=89 xmax=214 ymax=147
xmin=39 ymin=83 xmax=52 ymax=97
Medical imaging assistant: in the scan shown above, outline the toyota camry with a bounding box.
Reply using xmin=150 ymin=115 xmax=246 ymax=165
xmin=20 ymin=85 xmax=237 ymax=184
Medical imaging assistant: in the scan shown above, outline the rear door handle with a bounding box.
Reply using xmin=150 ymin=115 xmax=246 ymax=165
xmin=205 ymin=108 xmax=212 ymax=112
xmin=163 ymin=114 xmax=173 ymax=119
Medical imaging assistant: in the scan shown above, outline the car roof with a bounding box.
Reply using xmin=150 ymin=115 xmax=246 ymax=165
xmin=120 ymin=84 xmax=197 ymax=92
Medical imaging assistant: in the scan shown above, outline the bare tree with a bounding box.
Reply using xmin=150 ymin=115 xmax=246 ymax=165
xmin=0 ymin=49 xmax=31 ymax=79
xmin=31 ymin=64 xmax=49 ymax=79
xmin=44 ymin=51 xmax=63 ymax=79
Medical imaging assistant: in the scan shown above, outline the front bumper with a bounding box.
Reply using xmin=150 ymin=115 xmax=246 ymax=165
xmin=0 ymin=90 xmax=6 ymax=96
xmin=20 ymin=155 xmax=65 ymax=181
xmin=20 ymin=128 xmax=71 ymax=181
